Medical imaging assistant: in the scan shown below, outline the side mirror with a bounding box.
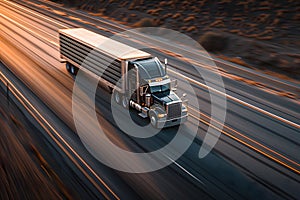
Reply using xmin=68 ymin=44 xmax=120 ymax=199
xmin=171 ymin=79 xmax=178 ymax=91
xmin=181 ymin=93 xmax=187 ymax=99
xmin=164 ymin=58 xmax=168 ymax=74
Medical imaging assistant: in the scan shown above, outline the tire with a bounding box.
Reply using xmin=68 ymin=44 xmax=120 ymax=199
xmin=113 ymin=90 xmax=121 ymax=104
xmin=66 ymin=62 xmax=71 ymax=72
xmin=70 ymin=65 xmax=75 ymax=75
xmin=149 ymin=112 xmax=157 ymax=128
xmin=122 ymin=96 xmax=129 ymax=109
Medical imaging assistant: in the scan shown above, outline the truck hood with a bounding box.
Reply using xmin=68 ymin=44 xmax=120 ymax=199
xmin=152 ymin=91 xmax=180 ymax=104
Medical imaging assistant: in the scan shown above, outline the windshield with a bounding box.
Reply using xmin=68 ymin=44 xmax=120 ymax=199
xmin=150 ymin=83 xmax=170 ymax=94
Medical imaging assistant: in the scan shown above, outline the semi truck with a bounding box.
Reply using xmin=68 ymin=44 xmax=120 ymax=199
xmin=59 ymin=28 xmax=188 ymax=128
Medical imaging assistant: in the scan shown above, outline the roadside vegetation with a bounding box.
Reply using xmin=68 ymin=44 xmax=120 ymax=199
xmin=49 ymin=0 xmax=300 ymax=80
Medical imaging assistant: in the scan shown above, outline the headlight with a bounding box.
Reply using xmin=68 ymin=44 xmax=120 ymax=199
xmin=182 ymin=105 xmax=188 ymax=113
xmin=157 ymin=113 xmax=167 ymax=118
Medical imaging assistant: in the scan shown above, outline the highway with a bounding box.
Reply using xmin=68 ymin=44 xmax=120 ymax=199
xmin=1 ymin=0 xmax=300 ymax=199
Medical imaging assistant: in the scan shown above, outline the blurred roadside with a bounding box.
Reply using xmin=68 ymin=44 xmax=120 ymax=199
xmin=49 ymin=0 xmax=300 ymax=80
xmin=0 ymin=88 xmax=74 ymax=199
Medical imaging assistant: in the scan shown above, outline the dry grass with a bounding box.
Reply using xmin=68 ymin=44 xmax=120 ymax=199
xmin=172 ymin=13 xmax=181 ymax=19
xmin=162 ymin=13 xmax=172 ymax=20
xmin=183 ymin=16 xmax=195 ymax=23
xmin=186 ymin=26 xmax=196 ymax=32
xmin=159 ymin=1 xmax=168 ymax=7
xmin=53 ymin=0 xmax=298 ymax=47
xmin=49 ymin=0 xmax=300 ymax=79
xmin=129 ymin=0 xmax=143 ymax=9
xmin=132 ymin=18 xmax=156 ymax=27
xmin=210 ymin=19 xmax=226 ymax=28
xmin=218 ymin=55 xmax=252 ymax=68
xmin=255 ymin=13 xmax=270 ymax=23
xmin=147 ymin=8 xmax=162 ymax=16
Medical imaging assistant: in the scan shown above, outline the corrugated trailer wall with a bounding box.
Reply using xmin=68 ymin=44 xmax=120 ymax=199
xmin=59 ymin=33 xmax=122 ymax=87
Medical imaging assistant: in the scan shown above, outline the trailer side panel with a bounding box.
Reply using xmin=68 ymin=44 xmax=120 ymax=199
xmin=59 ymin=33 xmax=122 ymax=88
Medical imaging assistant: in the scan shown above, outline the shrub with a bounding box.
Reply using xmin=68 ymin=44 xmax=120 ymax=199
xmin=132 ymin=18 xmax=156 ymax=27
xmin=199 ymin=31 xmax=228 ymax=52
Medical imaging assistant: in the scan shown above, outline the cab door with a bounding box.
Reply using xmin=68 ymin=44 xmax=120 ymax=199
xmin=128 ymin=62 xmax=137 ymax=101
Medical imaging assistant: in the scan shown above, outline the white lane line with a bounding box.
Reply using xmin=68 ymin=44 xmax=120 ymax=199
xmin=188 ymin=107 xmax=300 ymax=171
xmin=7 ymin=11 xmax=298 ymax=130
xmin=1 ymin=15 xmax=205 ymax=186
xmin=169 ymin=69 xmax=300 ymax=129
xmin=166 ymin=155 xmax=205 ymax=185
xmin=3 ymin=0 xmax=68 ymax=29
xmin=5 ymin=1 xmax=299 ymax=130
xmin=5 ymin=0 xmax=299 ymax=183
xmin=0 ymin=14 xmax=58 ymax=47
xmin=0 ymin=70 xmax=120 ymax=200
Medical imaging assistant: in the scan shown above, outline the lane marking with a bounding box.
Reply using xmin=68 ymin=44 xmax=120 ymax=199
xmin=166 ymin=155 xmax=205 ymax=185
xmin=188 ymin=106 xmax=300 ymax=168
xmin=0 ymin=13 xmax=58 ymax=47
xmin=5 ymin=0 xmax=299 ymax=130
xmin=169 ymin=69 xmax=300 ymax=129
xmin=4 ymin=0 xmax=300 ymax=179
xmin=2 ymin=0 xmax=68 ymax=29
xmin=0 ymin=70 xmax=120 ymax=199
xmin=189 ymin=111 xmax=300 ymax=174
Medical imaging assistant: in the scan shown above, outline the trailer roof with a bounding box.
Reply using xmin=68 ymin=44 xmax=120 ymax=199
xmin=59 ymin=28 xmax=151 ymax=60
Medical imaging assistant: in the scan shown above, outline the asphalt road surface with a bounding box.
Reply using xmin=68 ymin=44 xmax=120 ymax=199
xmin=0 ymin=0 xmax=299 ymax=199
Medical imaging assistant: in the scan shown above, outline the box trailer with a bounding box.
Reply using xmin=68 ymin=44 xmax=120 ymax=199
xmin=59 ymin=28 xmax=187 ymax=128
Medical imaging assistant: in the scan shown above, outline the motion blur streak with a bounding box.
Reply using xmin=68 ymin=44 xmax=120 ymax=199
xmin=189 ymin=110 xmax=300 ymax=174
xmin=0 ymin=14 xmax=57 ymax=46
xmin=3 ymin=0 xmax=68 ymax=29
xmin=1 ymin=0 xmax=300 ymax=199
xmin=170 ymin=70 xmax=300 ymax=129
xmin=0 ymin=71 xmax=120 ymax=200
xmin=188 ymin=106 xmax=300 ymax=168
xmin=2 ymin=7 xmax=298 ymax=174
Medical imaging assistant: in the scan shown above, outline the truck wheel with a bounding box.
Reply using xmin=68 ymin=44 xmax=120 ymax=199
xmin=113 ymin=90 xmax=121 ymax=104
xmin=122 ymin=96 xmax=129 ymax=109
xmin=149 ymin=113 xmax=157 ymax=128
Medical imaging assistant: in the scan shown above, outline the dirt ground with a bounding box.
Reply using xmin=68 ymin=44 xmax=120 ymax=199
xmin=49 ymin=0 xmax=300 ymax=80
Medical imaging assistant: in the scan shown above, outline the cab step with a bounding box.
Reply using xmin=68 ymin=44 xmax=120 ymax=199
xmin=138 ymin=107 xmax=149 ymax=118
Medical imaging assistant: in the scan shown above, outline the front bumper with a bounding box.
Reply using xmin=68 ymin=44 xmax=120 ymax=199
xmin=157 ymin=114 xmax=188 ymax=129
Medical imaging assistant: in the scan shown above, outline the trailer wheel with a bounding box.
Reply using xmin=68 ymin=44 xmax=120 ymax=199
xmin=122 ymin=96 xmax=129 ymax=109
xmin=70 ymin=65 xmax=79 ymax=75
xmin=66 ymin=62 xmax=71 ymax=72
xmin=70 ymin=65 xmax=75 ymax=75
xmin=113 ymin=90 xmax=121 ymax=104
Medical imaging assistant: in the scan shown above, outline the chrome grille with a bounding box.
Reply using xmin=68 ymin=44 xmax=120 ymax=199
xmin=167 ymin=102 xmax=182 ymax=119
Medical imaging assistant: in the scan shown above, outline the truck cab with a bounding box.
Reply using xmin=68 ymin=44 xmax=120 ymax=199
xmin=59 ymin=28 xmax=187 ymax=128
xmin=124 ymin=57 xmax=188 ymax=128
